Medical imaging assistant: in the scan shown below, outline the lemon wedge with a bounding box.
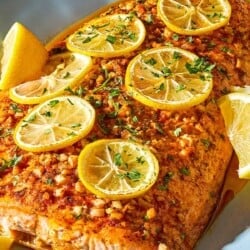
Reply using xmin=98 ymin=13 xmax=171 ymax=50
xmin=0 ymin=235 xmax=14 ymax=250
xmin=9 ymin=52 xmax=92 ymax=104
xmin=0 ymin=22 xmax=48 ymax=90
xmin=230 ymin=85 xmax=250 ymax=94
xmin=14 ymin=96 xmax=95 ymax=152
xmin=66 ymin=14 xmax=146 ymax=58
xmin=77 ymin=139 xmax=159 ymax=200
xmin=157 ymin=0 xmax=232 ymax=35
xmin=125 ymin=46 xmax=214 ymax=110
xmin=218 ymin=92 xmax=250 ymax=179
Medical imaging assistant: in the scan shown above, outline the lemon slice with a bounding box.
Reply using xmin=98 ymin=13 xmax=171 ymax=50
xmin=125 ymin=46 xmax=213 ymax=110
xmin=14 ymin=96 xmax=95 ymax=152
xmin=0 ymin=22 xmax=48 ymax=90
xmin=66 ymin=14 xmax=146 ymax=58
xmin=9 ymin=52 xmax=92 ymax=104
xmin=230 ymin=85 xmax=250 ymax=94
xmin=0 ymin=235 xmax=14 ymax=250
xmin=77 ymin=139 xmax=159 ymax=200
xmin=218 ymin=92 xmax=250 ymax=179
xmin=157 ymin=0 xmax=232 ymax=35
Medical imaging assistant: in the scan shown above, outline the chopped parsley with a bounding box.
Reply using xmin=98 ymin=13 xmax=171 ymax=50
xmin=62 ymin=71 xmax=71 ymax=79
xmin=132 ymin=115 xmax=139 ymax=123
xmin=0 ymin=128 xmax=12 ymax=138
xmin=106 ymin=35 xmax=117 ymax=44
xmin=71 ymin=123 xmax=81 ymax=128
xmin=0 ymin=155 xmax=22 ymax=172
xmin=67 ymin=131 xmax=77 ymax=137
xmin=175 ymin=83 xmax=186 ymax=92
xmin=186 ymin=57 xmax=216 ymax=74
xmin=161 ymin=67 xmax=172 ymax=77
xmin=136 ymin=156 xmax=146 ymax=164
xmin=145 ymin=14 xmax=153 ymax=24
xmin=97 ymin=114 xmax=110 ymax=134
xmin=126 ymin=169 xmax=142 ymax=181
xmin=123 ymin=125 xmax=138 ymax=136
xmin=173 ymin=51 xmax=182 ymax=60
xmin=172 ymin=33 xmax=179 ymax=41
xmin=45 ymin=178 xmax=54 ymax=185
xmin=64 ymin=86 xmax=86 ymax=97
xmin=217 ymin=65 xmax=229 ymax=79
xmin=87 ymin=96 xmax=103 ymax=108
xmin=158 ymin=172 xmax=174 ymax=190
xmin=155 ymin=83 xmax=165 ymax=93
xmin=109 ymin=88 xmax=120 ymax=98
xmin=67 ymin=98 xmax=74 ymax=105
xmin=221 ymin=46 xmax=232 ymax=53
xmin=155 ymin=123 xmax=164 ymax=134
xmin=201 ymin=138 xmax=212 ymax=149
xmin=23 ymin=114 xmax=36 ymax=123
xmin=42 ymin=88 xmax=48 ymax=94
xmin=93 ymin=76 xmax=111 ymax=93
xmin=114 ymin=153 xmax=123 ymax=167
xmin=118 ymin=169 xmax=143 ymax=182
xmin=207 ymin=41 xmax=216 ymax=49
xmin=127 ymin=32 xmax=136 ymax=41
xmin=42 ymin=111 xmax=52 ymax=117
xmin=151 ymin=71 xmax=160 ymax=78
xmin=179 ymin=167 xmax=190 ymax=176
xmin=10 ymin=103 xmax=22 ymax=113
xmin=48 ymin=100 xmax=59 ymax=107
xmin=145 ymin=57 xmax=157 ymax=66
xmin=186 ymin=36 xmax=193 ymax=43
xmin=207 ymin=12 xmax=226 ymax=19
xmin=82 ymin=34 xmax=98 ymax=43
xmin=92 ymin=22 xmax=110 ymax=30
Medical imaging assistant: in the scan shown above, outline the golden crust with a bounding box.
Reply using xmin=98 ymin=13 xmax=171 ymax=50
xmin=0 ymin=0 xmax=249 ymax=249
xmin=0 ymin=203 xmax=155 ymax=250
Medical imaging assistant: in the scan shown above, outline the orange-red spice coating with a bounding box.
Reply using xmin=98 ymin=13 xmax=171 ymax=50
xmin=0 ymin=0 xmax=249 ymax=249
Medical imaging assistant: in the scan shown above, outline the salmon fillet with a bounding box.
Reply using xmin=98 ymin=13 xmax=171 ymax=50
xmin=0 ymin=0 xmax=249 ymax=249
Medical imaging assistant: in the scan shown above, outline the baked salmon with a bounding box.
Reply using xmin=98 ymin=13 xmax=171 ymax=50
xmin=0 ymin=0 xmax=249 ymax=249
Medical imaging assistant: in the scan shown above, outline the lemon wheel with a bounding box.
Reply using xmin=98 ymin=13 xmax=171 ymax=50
xmin=9 ymin=52 xmax=92 ymax=104
xmin=78 ymin=139 xmax=159 ymax=200
xmin=125 ymin=46 xmax=213 ymax=110
xmin=157 ymin=0 xmax=232 ymax=35
xmin=66 ymin=14 xmax=146 ymax=58
xmin=14 ymin=96 xmax=95 ymax=152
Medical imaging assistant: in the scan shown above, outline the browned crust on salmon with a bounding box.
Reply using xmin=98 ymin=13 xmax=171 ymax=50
xmin=0 ymin=0 xmax=249 ymax=249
